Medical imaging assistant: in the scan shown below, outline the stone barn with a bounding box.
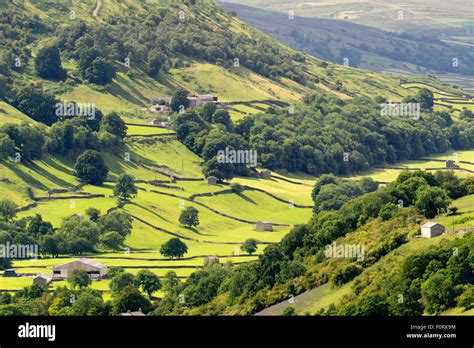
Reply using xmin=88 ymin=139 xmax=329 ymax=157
xmin=33 ymin=275 xmax=51 ymax=287
xmin=260 ymin=170 xmax=272 ymax=180
xmin=446 ymin=160 xmax=460 ymax=169
xmin=207 ymin=176 xmax=218 ymax=185
xmin=53 ymin=258 xmax=108 ymax=280
xmin=187 ymin=95 xmax=218 ymax=109
xmin=118 ymin=309 xmax=146 ymax=316
xmin=203 ymin=256 xmax=220 ymax=267
xmin=421 ymin=222 xmax=445 ymax=238
xmin=256 ymin=221 xmax=273 ymax=232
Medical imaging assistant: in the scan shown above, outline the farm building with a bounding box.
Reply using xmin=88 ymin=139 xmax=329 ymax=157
xmin=150 ymin=97 xmax=171 ymax=105
xmin=2 ymin=269 xmax=18 ymax=277
xmin=149 ymin=104 xmax=171 ymax=114
xmin=446 ymin=160 xmax=460 ymax=169
xmin=203 ymin=256 xmax=220 ymax=267
xmin=260 ymin=170 xmax=272 ymax=180
xmin=207 ymin=176 xmax=218 ymax=185
xmin=52 ymin=258 xmax=108 ymax=280
xmin=421 ymin=222 xmax=445 ymax=238
xmin=150 ymin=120 xmax=171 ymax=128
xmin=118 ymin=309 xmax=146 ymax=316
xmin=187 ymin=95 xmax=218 ymax=109
xmin=33 ymin=275 xmax=51 ymax=287
xmin=256 ymin=221 xmax=273 ymax=232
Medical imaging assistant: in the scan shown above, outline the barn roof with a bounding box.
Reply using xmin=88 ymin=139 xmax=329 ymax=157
xmin=421 ymin=222 xmax=442 ymax=228
xmin=53 ymin=258 xmax=107 ymax=270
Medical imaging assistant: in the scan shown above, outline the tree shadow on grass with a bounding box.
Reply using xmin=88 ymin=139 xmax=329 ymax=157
xmin=3 ymin=161 xmax=48 ymax=191
xmin=44 ymin=156 xmax=76 ymax=176
xmin=182 ymin=225 xmax=212 ymax=237
xmin=235 ymin=191 xmax=257 ymax=205
xmin=106 ymin=76 xmax=148 ymax=107
xmin=28 ymin=162 xmax=73 ymax=188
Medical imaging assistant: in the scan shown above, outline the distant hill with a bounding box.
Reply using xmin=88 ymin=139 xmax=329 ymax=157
xmin=0 ymin=0 xmax=416 ymax=123
xmin=219 ymin=2 xmax=474 ymax=77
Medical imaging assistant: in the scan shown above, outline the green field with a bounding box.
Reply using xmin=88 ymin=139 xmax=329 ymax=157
xmin=345 ymin=150 xmax=474 ymax=183
xmin=126 ymin=125 xmax=174 ymax=136
xmin=0 ymin=135 xmax=305 ymax=296
xmin=435 ymin=195 xmax=474 ymax=230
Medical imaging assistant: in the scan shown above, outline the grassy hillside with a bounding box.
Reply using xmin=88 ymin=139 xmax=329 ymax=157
xmin=0 ymin=0 xmax=416 ymax=125
xmin=0 ymin=0 xmax=472 ymax=318
xmin=219 ymin=2 xmax=474 ymax=77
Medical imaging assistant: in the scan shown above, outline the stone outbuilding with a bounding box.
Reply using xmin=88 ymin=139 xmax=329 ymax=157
xmin=421 ymin=222 xmax=445 ymax=238
xmin=33 ymin=275 xmax=51 ymax=287
xmin=260 ymin=170 xmax=272 ymax=180
xmin=203 ymin=256 xmax=220 ymax=267
xmin=53 ymin=258 xmax=108 ymax=280
xmin=256 ymin=221 xmax=273 ymax=232
xmin=207 ymin=176 xmax=218 ymax=185
xmin=119 ymin=309 xmax=146 ymax=316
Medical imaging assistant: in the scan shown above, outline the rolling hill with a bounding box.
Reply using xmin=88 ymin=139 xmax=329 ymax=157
xmin=219 ymin=0 xmax=474 ymax=92
xmin=0 ymin=0 xmax=472 ymax=318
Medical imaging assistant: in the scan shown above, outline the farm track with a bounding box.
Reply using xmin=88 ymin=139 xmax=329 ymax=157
xmin=92 ymin=0 xmax=102 ymax=18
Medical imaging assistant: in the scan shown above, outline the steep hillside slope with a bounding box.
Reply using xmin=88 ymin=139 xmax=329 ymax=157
xmin=219 ymin=2 xmax=474 ymax=76
xmin=1 ymin=0 xmax=412 ymax=118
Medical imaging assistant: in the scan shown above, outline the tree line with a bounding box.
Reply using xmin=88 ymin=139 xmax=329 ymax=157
xmin=174 ymin=89 xmax=474 ymax=179
xmin=149 ymin=169 xmax=473 ymax=315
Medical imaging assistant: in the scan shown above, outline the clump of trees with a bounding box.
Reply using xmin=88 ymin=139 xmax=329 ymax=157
xmin=77 ymin=48 xmax=116 ymax=85
xmin=311 ymin=175 xmax=379 ymax=213
xmin=174 ymin=94 xmax=474 ymax=179
xmin=34 ymin=44 xmax=66 ymax=80
xmin=0 ymin=86 xmax=127 ymax=169
xmin=0 ymin=202 xmax=133 ymax=260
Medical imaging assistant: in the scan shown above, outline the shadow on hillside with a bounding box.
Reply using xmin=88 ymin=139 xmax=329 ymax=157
xmin=182 ymin=225 xmax=211 ymax=237
xmin=236 ymin=191 xmax=257 ymax=205
xmin=46 ymin=156 xmax=76 ymax=176
xmin=29 ymin=162 xmax=72 ymax=188
xmin=106 ymin=75 xmax=147 ymax=107
xmin=4 ymin=161 xmax=48 ymax=191
xmin=114 ymin=74 xmax=151 ymax=104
